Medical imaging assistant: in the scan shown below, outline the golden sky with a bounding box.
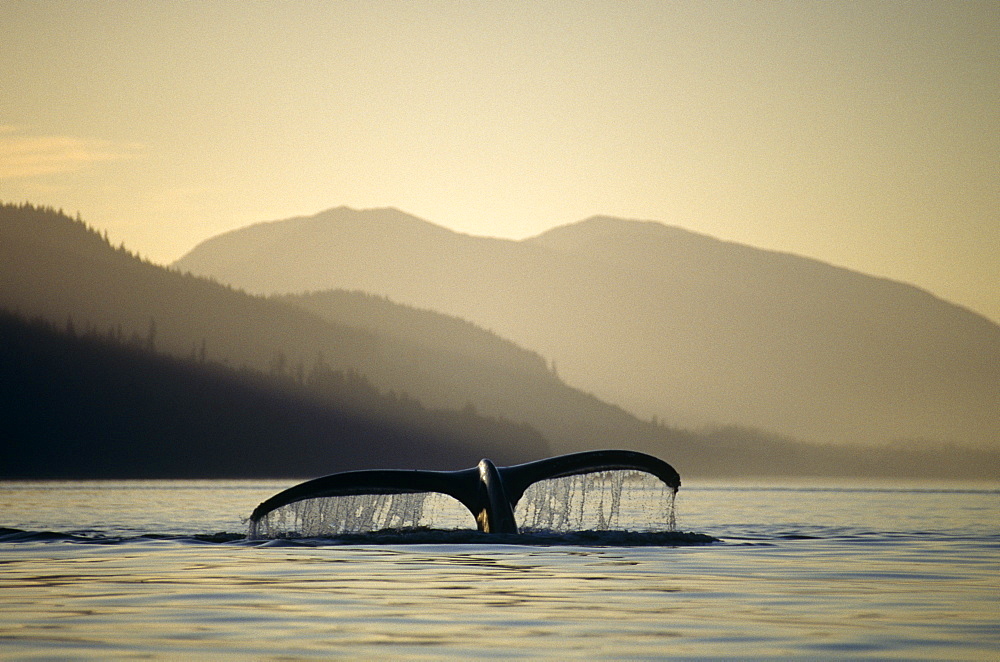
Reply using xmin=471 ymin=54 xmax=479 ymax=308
xmin=2 ymin=1 xmax=997 ymax=322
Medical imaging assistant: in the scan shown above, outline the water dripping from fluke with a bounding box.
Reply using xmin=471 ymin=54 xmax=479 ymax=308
xmin=248 ymin=450 xmax=715 ymax=544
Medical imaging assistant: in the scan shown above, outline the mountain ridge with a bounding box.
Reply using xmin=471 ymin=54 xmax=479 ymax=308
xmin=5 ymin=202 xmax=998 ymax=478
xmin=0 ymin=309 xmax=548 ymax=477
xmin=534 ymin=214 xmax=993 ymax=328
xmin=175 ymin=206 xmax=1000 ymax=449
xmin=0 ymin=203 xmax=683 ymax=472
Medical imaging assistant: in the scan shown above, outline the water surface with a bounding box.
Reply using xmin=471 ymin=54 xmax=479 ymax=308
xmin=1 ymin=479 xmax=996 ymax=659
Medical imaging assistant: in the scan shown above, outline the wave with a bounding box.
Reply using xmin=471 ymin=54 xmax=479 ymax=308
xmin=0 ymin=526 xmax=716 ymax=546
xmin=0 ymin=527 xmax=245 ymax=544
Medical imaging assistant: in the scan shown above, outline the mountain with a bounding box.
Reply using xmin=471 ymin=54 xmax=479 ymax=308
xmin=0 ymin=202 xmax=667 ymax=474
xmin=6 ymin=202 xmax=996 ymax=479
xmin=0 ymin=310 xmax=547 ymax=477
xmin=176 ymin=206 xmax=1000 ymax=449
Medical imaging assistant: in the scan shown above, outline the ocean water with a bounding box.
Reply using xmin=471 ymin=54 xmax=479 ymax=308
xmin=0 ymin=478 xmax=997 ymax=659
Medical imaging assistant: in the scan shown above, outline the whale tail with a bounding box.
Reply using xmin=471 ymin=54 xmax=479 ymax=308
xmin=248 ymin=449 xmax=680 ymax=539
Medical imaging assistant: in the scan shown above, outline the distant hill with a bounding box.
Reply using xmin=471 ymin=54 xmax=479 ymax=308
xmin=0 ymin=310 xmax=547 ymax=477
xmin=0 ymin=203 xmax=666 ymax=473
xmin=269 ymin=291 xmax=1000 ymax=480
xmin=278 ymin=289 xmax=548 ymax=379
xmin=175 ymin=207 xmax=1000 ymax=449
xmin=6 ymin=202 xmax=997 ymax=479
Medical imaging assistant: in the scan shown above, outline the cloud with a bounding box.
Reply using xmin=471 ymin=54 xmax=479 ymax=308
xmin=0 ymin=126 xmax=143 ymax=178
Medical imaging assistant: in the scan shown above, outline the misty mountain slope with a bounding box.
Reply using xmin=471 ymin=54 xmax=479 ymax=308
xmin=176 ymin=206 xmax=586 ymax=307
xmin=278 ymin=290 xmax=550 ymax=378
xmin=526 ymin=216 xmax=1000 ymax=446
xmin=0 ymin=203 xmax=677 ymax=467
xmin=7 ymin=203 xmax=997 ymax=479
xmin=272 ymin=288 xmax=695 ymax=455
xmin=175 ymin=207 xmax=1000 ymax=448
xmin=0 ymin=310 xmax=547 ymax=477
xmin=0 ymin=204 xmax=383 ymax=379
xmin=178 ymin=206 xmax=492 ymax=295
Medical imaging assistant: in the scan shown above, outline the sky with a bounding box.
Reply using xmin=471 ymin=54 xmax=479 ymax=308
xmin=2 ymin=1 xmax=998 ymax=323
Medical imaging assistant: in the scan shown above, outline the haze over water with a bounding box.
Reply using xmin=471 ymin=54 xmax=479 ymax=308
xmin=1 ymin=479 xmax=997 ymax=659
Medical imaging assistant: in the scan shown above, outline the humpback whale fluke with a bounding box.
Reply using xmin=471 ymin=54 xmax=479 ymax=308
xmin=249 ymin=449 xmax=680 ymax=539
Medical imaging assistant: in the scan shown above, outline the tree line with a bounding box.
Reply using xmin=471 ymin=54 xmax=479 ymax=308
xmin=0 ymin=309 xmax=549 ymax=479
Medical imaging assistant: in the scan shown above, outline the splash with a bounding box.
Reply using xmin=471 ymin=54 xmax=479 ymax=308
xmin=250 ymin=470 xmax=677 ymax=539
xmin=249 ymin=491 xmax=473 ymax=539
xmin=515 ymin=470 xmax=677 ymax=533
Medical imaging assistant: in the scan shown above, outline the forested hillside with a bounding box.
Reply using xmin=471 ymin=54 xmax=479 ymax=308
xmin=0 ymin=310 xmax=548 ymax=477
xmin=0 ymin=202 xmax=675 ymax=471
xmin=5 ymin=203 xmax=998 ymax=479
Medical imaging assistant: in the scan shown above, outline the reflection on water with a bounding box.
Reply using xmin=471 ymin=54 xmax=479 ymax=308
xmin=0 ymin=480 xmax=997 ymax=659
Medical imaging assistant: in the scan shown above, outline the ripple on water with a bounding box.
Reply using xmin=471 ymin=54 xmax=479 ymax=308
xmin=0 ymin=480 xmax=997 ymax=659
